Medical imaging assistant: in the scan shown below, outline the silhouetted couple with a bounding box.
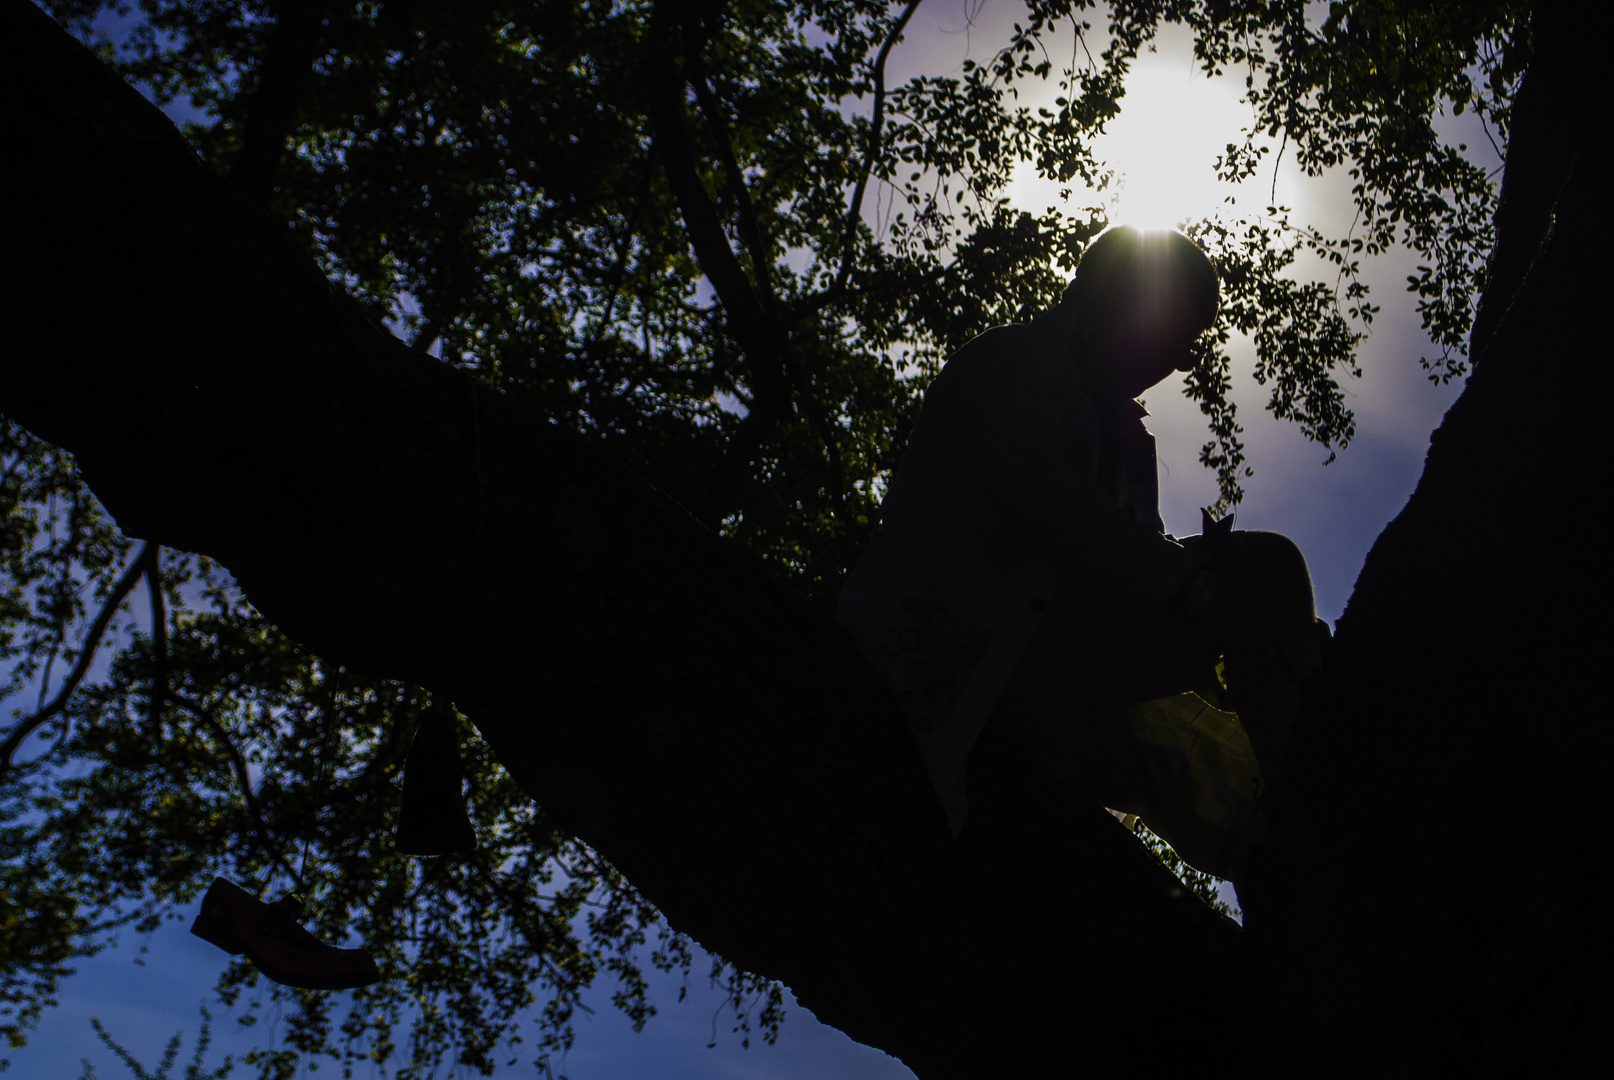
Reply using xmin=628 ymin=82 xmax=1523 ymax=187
xmin=838 ymin=226 xmax=1328 ymax=881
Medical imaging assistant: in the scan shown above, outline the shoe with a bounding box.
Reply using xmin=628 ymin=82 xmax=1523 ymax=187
xmin=189 ymin=877 xmax=381 ymax=990
xmin=395 ymin=707 xmax=477 ymax=856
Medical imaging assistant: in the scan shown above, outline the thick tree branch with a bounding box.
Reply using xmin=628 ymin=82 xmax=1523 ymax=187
xmin=644 ymin=0 xmax=800 ymax=525
xmin=686 ymin=69 xmax=777 ymax=311
xmin=0 ymin=5 xmax=1242 ymax=1075
xmin=232 ymin=0 xmax=328 ymax=204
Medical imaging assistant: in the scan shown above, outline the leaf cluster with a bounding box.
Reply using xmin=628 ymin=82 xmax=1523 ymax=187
xmin=1181 ymin=0 xmax=1528 ymax=383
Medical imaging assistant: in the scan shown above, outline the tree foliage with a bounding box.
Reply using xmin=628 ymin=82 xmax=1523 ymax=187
xmin=3 ymin=0 xmax=1529 ymax=1074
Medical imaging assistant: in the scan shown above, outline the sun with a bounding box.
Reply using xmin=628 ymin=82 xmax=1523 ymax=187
xmin=1007 ymin=42 xmax=1283 ymax=231
xmin=1098 ymin=60 xmax=1252 ymax=228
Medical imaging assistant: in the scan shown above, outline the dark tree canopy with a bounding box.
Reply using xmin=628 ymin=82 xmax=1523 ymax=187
xmin=3 ymin=0 xmax=1606 ymax=1077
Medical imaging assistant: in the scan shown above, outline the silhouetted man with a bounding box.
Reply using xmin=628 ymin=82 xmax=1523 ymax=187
xmin=838 ymin=226 xmax=1326 ymax=880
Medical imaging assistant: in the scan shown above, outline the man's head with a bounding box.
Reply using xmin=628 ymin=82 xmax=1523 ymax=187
xmin=1063 ymin=226 xmax=1220 ymax=399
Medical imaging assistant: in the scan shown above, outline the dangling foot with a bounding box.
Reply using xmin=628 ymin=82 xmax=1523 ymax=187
xmin=190 ymin=877 xmax=381 ymax=990
xmin=396 ymin=706 xmax=477 ymax=856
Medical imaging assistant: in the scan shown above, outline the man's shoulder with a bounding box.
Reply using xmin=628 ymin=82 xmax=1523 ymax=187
xmin=950 ymin=321 xmax=1040 ymax=359
xmin=939 ymin=323 xmax=1054 ymax=383
xmin=937 ymin=321 xmax=1076 ymax=399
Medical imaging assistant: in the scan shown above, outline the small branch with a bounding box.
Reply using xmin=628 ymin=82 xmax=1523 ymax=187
xmin=0 ymin=443 xmax=29 ymax=493
xmin=828 ymin=0 xmax=925 ymax=301
xmin=646 ymin=0 xmax=796 ymax=524
xmin=34 ymin=623 xmax=62 ymax=713
xmin=780 ymin=360 xmax=847 ymax=512
xmin=1480 ymin=112 xmax=1506 ymax=167
xmin=696 ymin=407 xmax=775 ymax=527
xmin=1270 ymin=129 xmax=1288 ymax=207
xmin=585 ymin=151 xmax=659 ymax=349
xmin=171 ymin=691 xmax=305 ymax=888
xmin=0 ymin=541 xmax=155 ymax=779
xmin=468 ymin=858 xmax=597 ymax=1010
xmin=144 ymin=545 xmax=167 ymax=738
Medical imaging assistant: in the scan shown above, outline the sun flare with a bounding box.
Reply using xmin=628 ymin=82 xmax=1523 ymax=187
xmin=1101 ymin=63 xmax=1251 ymax=228
xmin=1007 ymin=50 xmax=1285 ymax=231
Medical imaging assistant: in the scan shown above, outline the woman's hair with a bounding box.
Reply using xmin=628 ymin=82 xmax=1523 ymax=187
xmin=1063 ymin=226 xmax=1220 ymax=334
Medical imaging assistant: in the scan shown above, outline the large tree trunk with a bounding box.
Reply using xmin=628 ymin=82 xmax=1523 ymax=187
xmin=0 ymin=1 xmax=1604 ymax=1075
xmin=1236 ymin=7 xmax=1610 ymax=1074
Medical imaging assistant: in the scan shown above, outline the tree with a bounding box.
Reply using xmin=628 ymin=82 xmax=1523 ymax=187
xmin=2 ymin=0 xmax=1606 ymax=1076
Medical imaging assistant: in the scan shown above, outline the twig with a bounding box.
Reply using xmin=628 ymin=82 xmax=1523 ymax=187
xmin=170 ymin=691 xmax=306 ymax=888
xmin=144 ymin=545 xmax=167 ymax=738
xmin=1270 ymin=130 xmax=1287 ymax=207
xmin=467 ymin=859 xmax=595 ymax=1013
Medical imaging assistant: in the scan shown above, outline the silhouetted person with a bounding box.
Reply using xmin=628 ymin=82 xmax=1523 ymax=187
xmin=838 ymin=226 xmax=1328 ymax=880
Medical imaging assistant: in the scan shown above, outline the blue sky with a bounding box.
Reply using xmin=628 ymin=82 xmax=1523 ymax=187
xmin=12 ymin=2 xmax=1489 ymax=1076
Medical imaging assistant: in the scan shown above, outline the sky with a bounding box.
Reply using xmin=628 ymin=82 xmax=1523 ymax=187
xmin=14 ymin=2 xmax=1492 ymax=1076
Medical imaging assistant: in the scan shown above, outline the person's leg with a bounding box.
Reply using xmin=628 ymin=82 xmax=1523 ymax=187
xmin=985 ymin=564 xmax=1216 ymax=815
xmin=985 ymin=578 xmax=1266 ymax=878
xmin=983 ymin=529 xmax=1325 ymax=879
xmin=1208 ymin=530 xmax=1328 ymax=790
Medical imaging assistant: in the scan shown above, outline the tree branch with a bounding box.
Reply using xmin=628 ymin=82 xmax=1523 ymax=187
xmin=0 ymin=541 xmax=155 ymax=778
xmin=656 ymin=6 xmax=858 ymax=522
xmin=1235 ymin=7 xmax=1609 ymax=1070
xmin=824 ymin=0 xmax=924 ymax=304
xmin=144 ymin=544 xmax=167 ymax=738
xmin=680 ymin=48 xmax=853 ymax=515
xmin=644 ymin=0 xmax=787 ymax=404
xmin=645 ymin=0 xmax=799 ymax=525
xmin=584 ymin=150 xmax=660 ymax=351
xmin=232 ymin=0 xmax=329 ymax=205
xmin=686 ymin=69 xmax=777 ymax=311
xmin=1 ymin=6 xmax=1247 ymax=1073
